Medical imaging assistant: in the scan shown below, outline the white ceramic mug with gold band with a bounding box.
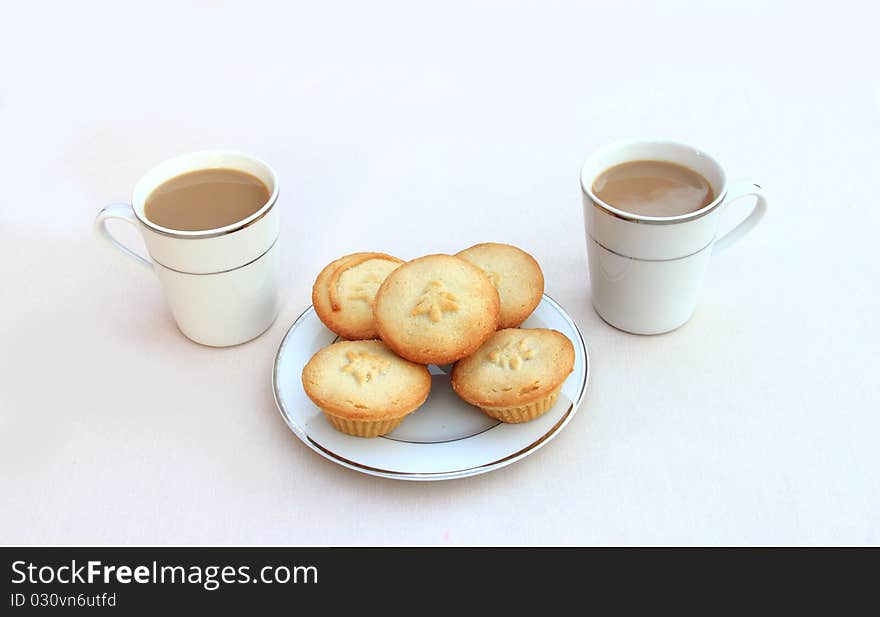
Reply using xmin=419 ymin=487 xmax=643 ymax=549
xmin=580 ymin=140 xmax=767 ymax=335
xmin=95 ymin=151 xmax=281 ymax=347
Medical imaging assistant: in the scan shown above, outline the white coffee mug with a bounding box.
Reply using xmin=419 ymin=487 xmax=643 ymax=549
xmin=95 ymin=151 xmax=281 ymax=347
xmin=580 ymin=140 xmax=767 ymax=335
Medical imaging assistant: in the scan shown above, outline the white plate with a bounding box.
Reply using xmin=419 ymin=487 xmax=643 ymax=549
xmin=272 ymin=294 xmax=589 ymax=481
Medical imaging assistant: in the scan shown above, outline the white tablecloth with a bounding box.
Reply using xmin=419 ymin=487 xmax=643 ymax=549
xmin=2 ymin=0 xmax=878 ymax=545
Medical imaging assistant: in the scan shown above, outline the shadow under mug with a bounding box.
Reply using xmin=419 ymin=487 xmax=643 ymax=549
xmin=580 ymin=140 xmax=767 ymax=335
xmin=95 ymin=151 xmax=281 ymax=347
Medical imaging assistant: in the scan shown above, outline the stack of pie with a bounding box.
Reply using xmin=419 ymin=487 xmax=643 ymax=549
xmin=301 ymin=243 xmax=575 ymax=437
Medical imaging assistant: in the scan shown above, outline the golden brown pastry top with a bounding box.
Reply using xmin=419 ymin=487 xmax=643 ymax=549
xmin=301 ymin=340 xmax=431 ymax=420
xmin=373 ymin=254 xmax=500 ymax=365
xmin=456 ymin=242 xmax=544 ymax=329
xmin=451 ymin=328 xmax=574 ymax=407
xmin=312 ymin=252 xmax=404 ymax=340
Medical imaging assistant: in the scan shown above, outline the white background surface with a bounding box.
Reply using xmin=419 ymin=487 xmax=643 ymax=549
xmin=2 ymin=0 xmax=878 ymax=545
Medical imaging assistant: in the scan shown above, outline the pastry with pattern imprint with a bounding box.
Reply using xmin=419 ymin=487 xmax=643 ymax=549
xmin=312 ymin=252 xmax=404 ymax=340
xmin=373 ymin=254 xmax=500 ymax=365
xmin=451 ymin=328 xmax=574 ymax=423
xmin=456 ymin=242 xmax=544 ymax=329
xmin=301 ymin=340 xmax=431 ymax=437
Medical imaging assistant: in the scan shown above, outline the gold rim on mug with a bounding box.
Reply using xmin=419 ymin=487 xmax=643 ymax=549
xmin=588 ymin=234 xmax=716 ymax=262
xmin=132 ymin=150 xmax=280 ymax=240
xmin=151 ymin=236 xmax=279 ymax=275
xmin=580 ymin=140 xmax=732 ymax=226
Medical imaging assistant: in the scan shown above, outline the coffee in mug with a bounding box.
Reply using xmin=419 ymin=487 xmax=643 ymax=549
xmin=592 ymin=160 xmax=714 ymax=218
xmin=144 ymin=168 xmax=270 ymax=231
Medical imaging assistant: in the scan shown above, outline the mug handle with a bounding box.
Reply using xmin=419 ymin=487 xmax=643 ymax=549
xmin=94 ymin=203 xmax=153 ymax=271
xmin=713 ymin=182 xmax=768 ymax=254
